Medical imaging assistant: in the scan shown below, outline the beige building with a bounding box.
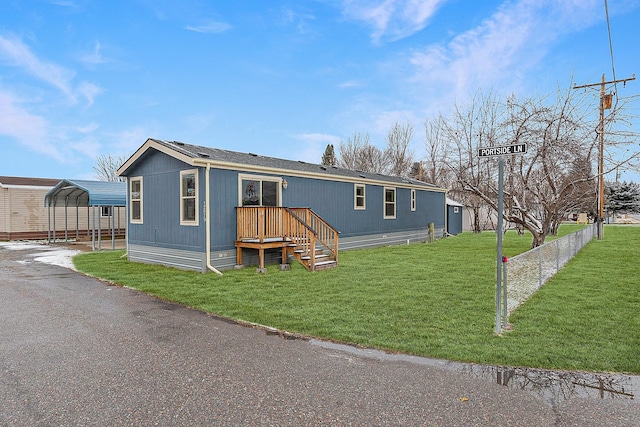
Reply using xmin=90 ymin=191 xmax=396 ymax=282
xmin=1 ymin=176 xmax=125 ymax=241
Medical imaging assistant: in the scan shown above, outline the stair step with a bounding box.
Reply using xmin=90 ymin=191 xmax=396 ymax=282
xmin=300 ymin=254 xmax=329 ymax=261
xmin=314 ymin=260 xmax=338 ymax=270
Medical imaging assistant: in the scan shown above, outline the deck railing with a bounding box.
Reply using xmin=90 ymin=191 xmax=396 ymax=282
xmin=286 ymin=207 xmax=339 ymax=262
xmin=236 ymin=206 xmax=287 ymax=242
xmin=236 ymin=206 xmax=339 ymax=264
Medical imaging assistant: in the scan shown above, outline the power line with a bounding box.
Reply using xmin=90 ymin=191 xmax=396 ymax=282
xmin=604 ymin=0 xmax=617 ymax=86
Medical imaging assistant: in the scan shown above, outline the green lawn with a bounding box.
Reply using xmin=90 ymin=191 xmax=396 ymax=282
xmin=73 ymin=224 xmax=640 ymax=374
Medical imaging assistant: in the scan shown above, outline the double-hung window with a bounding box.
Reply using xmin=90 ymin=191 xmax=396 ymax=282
xmin=411 ymin=189 xmax=416 ymax=211
xmin=180 ymin=170 xmax=198 ymax=225
xmin=130 ymin=177 xmax=143 ymax=224
xmin=354 ymin=184 xmax=366 ymax=210
xmin=384 ymin=187 xmax=396 ymax=219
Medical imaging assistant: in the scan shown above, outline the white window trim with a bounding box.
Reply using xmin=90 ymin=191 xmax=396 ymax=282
xmin=410 ymin=189 xmax=416 ymax=212
xmin=384 ymin=187 xmax=396 ymax=219
xmin=237 ymin=173 xmax=283 ymax=206
xmin=454 ymin=206 xmax=460 ymax=214
xmin=101 ymin=206 xmax=113 ymax=217
xmin=354 ymin=184 xmax=366 ymax=210
xmin=130 ymin=176 xmax=143 ymax=224
xmin=180 ymin=169 xmax=199 ymax=226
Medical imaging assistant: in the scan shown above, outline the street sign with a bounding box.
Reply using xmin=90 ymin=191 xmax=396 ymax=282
xmin=478 ymin=144 xmax=526 ymax=157
xmin=477 ymin=142 xmax=526 ymax=334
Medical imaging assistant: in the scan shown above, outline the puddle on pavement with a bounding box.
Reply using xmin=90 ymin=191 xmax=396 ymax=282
xmin=310 ymin=339 xmax=638 ymax=405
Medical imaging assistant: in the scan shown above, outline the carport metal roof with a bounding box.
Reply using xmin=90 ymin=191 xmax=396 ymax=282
xmin=44 ymin=179 xmax=126 ymax=207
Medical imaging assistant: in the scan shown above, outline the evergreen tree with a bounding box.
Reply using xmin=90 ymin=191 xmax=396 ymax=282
xmin=321 ymin=144 xmax=337 ymax=166
xmin=606 ymin=181 xmax=640 ymax=215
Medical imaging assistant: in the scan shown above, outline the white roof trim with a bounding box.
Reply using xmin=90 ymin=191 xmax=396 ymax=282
xmin=117 ymin=138 xmax=195 ymax=176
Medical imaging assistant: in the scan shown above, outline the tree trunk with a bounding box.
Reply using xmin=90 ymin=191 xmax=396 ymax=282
xmin=473 ymin=206 xmax=481 ymax=233
xmin=531 ymin=232 xmax=545 ymax=248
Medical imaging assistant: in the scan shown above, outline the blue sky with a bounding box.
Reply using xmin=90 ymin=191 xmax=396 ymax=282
xmin=1 ymin=0 xmax=639 ymax=181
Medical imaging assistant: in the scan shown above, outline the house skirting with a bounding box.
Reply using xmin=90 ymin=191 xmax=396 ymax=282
xmin=127 ymin=228 xmax=445 ymax=273
xmin=338 ymin=227 xmax=444 ymax=251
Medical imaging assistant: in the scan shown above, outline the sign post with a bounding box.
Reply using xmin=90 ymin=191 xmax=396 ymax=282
xmin=478 ymin=143 xmax=526 ymax=334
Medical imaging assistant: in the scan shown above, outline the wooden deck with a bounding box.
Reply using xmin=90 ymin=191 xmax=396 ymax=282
xmin=235 ymin=207 xmax=339 ymax=272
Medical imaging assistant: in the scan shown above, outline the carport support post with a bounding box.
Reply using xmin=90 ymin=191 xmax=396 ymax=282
xmin=495 ymin=157 xmax=504 ymax=334
xmin=91 ymin=206 xmax=95 ymax=251
xmin=111 ymin=205 xmax=115 ymax=250
xmin=47 ymin=205 xmax=51 ymax=243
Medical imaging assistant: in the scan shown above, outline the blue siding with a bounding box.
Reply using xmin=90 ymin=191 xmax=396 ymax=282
xmin=281 ymin=176 xmax=445 ymax=237
xmin=124 ymin=147 xmax=447 ymax=271
xmin=209 ymin=168 xmax=240 ymax=250
xmin=126 ymin=150 xmax=205 ymax=252
xmin=206 ymin=168 xmax=446 ymax=251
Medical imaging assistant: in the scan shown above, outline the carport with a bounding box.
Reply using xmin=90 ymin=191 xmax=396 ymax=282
xmin=44 ymin=179 xmax=126 ymax=250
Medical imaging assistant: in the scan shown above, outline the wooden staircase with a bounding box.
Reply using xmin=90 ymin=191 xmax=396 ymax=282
xmin=235 ymin=207 xmax=339 ymax=272
xmin=287 ymin=242 xmax=337 ymax=271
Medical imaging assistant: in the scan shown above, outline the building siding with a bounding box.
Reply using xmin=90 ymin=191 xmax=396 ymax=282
xmin=123 ymin=146 xmax=448 ymax=272
xmin=447 ymin=205 xmax=463 ymax=235
xmin=126 ymin=151 xmax=205 ymax=252
xmin=0 ymin=185 xmax=124 ymax=240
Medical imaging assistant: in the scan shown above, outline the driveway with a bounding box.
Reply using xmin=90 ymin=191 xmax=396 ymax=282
xmin=0 ymin=243 xmax=638 ymax=426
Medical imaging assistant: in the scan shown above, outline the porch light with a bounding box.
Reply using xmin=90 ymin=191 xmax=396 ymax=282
xmin=282 ymin=179 xmax=288 ymax=189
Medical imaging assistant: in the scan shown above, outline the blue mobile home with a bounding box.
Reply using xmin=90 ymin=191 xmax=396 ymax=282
xmin=117 ymin=139 xmax=447 ymax=272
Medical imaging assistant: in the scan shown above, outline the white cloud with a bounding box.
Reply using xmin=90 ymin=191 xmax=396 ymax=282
xmin=0 ymin=34 xmax=76 ymax=99
xmin=407 ymin=0 xmax=602 ymax=105
xmin=339 ymin=80 xmax=361 ymax=88
xmin=0 ymin=89 xmax=107 ymax=165
xmin=111 ymin=127 xmax=154 ymax=155
xmin=186 ymin=20 xmax=232 ymax=34
xmin=280 ymin=7 xmax=317 ymax=34
xmin=340 ymin=0 xmax=446 ymax=43
xmin=292 ymin=133 xmax=341 ymax=163
xmin=0 ymin=33 xmax=103 ymax=106
xmin=77 ymin=81 xmax=104 ymax=106
xmin=80 ymin=41 xmax=106 ymax=66
xmin=77 ymin=123 xmax=100 ymax=134
xmin=0 ymin=92 xmax=50 ymax=153
xmin=370 ymin=110 xmax=420 ymax=135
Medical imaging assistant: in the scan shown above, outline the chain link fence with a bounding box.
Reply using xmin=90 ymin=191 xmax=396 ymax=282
xmin=506 ymin=223 xmax=597 ymax=315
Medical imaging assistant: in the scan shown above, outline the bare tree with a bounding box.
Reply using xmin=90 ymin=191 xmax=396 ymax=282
xmin=94 ymin=154 xmax=127 ymax=182
xmin=338 ymin=132 xmax=388 ymax=173
xmin=438 ymin=84 xmax=617 ymax=247
xmin=384 ymin=122 xmax=414 ymax=177
xmin=423 ymin=119 xmax=454 ymax=187
xmin=437 ymin=90 xmax=501 ymax=233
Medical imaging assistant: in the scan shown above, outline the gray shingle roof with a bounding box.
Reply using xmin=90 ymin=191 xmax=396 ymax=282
xmin=149 ymin=138 xmax=441 ymax=190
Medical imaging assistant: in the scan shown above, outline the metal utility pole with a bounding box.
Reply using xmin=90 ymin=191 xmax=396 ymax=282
xmin=573 ymin=73 xmax=635 ymax=240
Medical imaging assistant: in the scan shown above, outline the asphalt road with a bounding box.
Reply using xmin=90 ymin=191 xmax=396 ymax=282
xmin=1 ymin=244 xmax=638 ymax=426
